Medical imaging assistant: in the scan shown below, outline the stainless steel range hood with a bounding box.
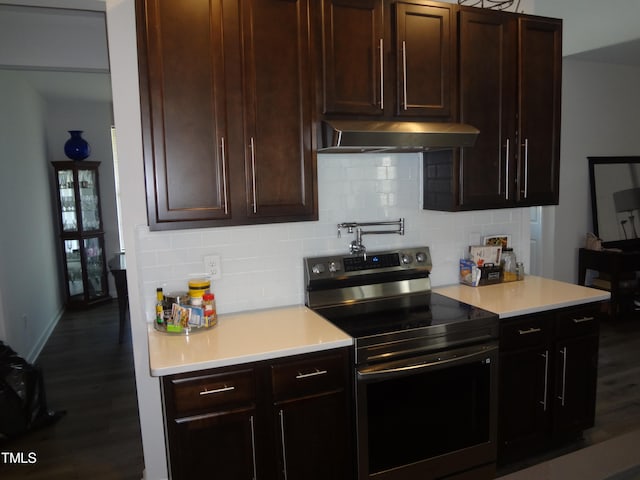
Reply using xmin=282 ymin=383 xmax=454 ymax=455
xmin=319 ymin=120 xmax=479 ymax=153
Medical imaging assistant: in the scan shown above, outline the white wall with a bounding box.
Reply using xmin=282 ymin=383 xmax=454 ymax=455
xmin=553 ymin=59 xmax=640 ymax=283
xmin=135 ymin=156 xmax=531 ymax=318
xmin=535 ymin=0 xmax=640 ymax=56
xmin=0 ymin=71 xmax=63 ymax=360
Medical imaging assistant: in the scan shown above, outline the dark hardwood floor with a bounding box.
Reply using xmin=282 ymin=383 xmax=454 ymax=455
xmin=1 ymin=301 xmax=638 ymax=479
xmin=0 ymin=301 xmax=144 ymax=479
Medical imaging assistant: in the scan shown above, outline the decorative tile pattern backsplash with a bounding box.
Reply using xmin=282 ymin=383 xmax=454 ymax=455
xmin=136 ymin=153 xmax=529 ymax=318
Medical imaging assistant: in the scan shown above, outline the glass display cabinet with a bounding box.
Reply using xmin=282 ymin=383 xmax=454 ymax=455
xmin=52 ymin=161 xmax=110 ymax=308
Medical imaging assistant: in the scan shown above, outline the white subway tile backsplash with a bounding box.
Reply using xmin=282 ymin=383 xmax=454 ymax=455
xmin=135 ymin=153 xmax=530 ymax=320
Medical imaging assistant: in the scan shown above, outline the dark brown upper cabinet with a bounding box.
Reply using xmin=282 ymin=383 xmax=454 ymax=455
xmin=137 ymin=0 xmax=317 ymax=230
xmin=458 ymin=8 xmax=518 ymax=209
xmin=320 ymin=0 xmax=385 ymax=116
xmin=320 ymin=0 xmax=455 ymax=120
xmin=424 ymin=7 xmax=561 ymax=211
xmin=517 ymin=16 xmax=562 ymax=206
xmin=394 ymin=1 xmax=454 ymax=118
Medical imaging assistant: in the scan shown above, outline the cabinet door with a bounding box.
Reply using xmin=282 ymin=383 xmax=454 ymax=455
xmin=276 ymin=391 xmax=352 ymax=480
xmin=137 ymin=0 xmax=231 ymax=229
xmin=498 ymin=346 xmax=550 ymax=462
xmin=498 ymin=313 xmax=552 ymax=463
xmin=271 ymin=350 xmax=353 ymax=480
xmin=241 ymin=0 xmax=317 ymax=220
xmin=459 ymin=9 xmax=517 ymax=209
xmin=394 ymin=1 xmax=453 ymax=118
xmin=517 ymin=17 xmax=562 ymax=206
xmin=167 ymin=408 xmax=258 ymax=479
xmin=321 ymin=0 xmax=384 ymax=115
xmin=553 ymin=334 xmax=599 ymax=436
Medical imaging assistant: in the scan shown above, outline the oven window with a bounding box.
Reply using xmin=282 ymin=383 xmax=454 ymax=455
xmin=366 ymin=358 xmax=491 ymax=474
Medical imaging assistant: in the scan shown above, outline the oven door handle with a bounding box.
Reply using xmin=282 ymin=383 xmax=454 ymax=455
xmin=357 ymin=344 xmax=498 ymax=380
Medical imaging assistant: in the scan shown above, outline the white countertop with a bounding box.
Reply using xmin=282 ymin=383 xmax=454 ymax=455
xmin=434 ymin=275 xmax=610 ymax=318
xmin=147 ymin=305 xmax=353 ymax=376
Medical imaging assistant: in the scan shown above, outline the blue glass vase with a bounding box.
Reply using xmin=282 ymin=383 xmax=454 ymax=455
xmin=64 ymin=130 xmax=91 ymax=161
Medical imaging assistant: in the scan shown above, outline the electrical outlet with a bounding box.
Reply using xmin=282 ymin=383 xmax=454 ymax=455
xmin=203 ymin=255 xmax=222 ymax=280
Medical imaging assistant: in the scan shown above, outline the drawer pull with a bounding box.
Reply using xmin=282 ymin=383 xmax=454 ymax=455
xmin=518 ymin=327 xmax=542 ymax=335
xmin=295 ymin=369 xmax=328 ymax=380
xmin=199 ymin=385 xmax=235 ymax=396
xmin=572 ymin=316 xmax=595 ymax=324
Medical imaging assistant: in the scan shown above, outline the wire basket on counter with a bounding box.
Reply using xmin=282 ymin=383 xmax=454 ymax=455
xmin=458 ymin=0 xmax=522 ymax=11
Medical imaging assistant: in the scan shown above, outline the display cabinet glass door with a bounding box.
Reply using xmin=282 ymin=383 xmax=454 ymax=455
xmin=63 ymin=237 xmax=108 ymax=302
xmin=56 ymin=167 xmax=102 ymax=232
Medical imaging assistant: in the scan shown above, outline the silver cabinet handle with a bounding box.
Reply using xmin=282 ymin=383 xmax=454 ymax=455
xmin=518 ymin=327 xmax=541 ymax=335
xmin=249 ymin=415 xmax=258 ymax=480
xmin=295 ymin=369 xmax=328 ymax=380
xmin=402 ymin=40 xmax=408 ymax=110
xmin=379 ymin=38 xmax=384 ymax=110
xmin=249 ymin=137 xmax=257 ymax=214
xmin=573 ymin=316 xmax=595 ymax=323
xmin=523 ymin=138 xmax=529 ymax=199
xmin=558 ymin=346 xmax=567 ymax=406
xmin=505 ymin=138 xmax=510 ymax=199
xmin=279 ymin=410 xmax=289 ymax=480
xmin=199 ymin=385 xmax=235 ymax=396
xmin=220 ymin=137 xmax=228 ymax=214
xmin=540 ymin=350 xmax=549 ymax=411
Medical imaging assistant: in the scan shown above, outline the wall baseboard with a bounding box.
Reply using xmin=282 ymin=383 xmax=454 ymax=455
xmin=27 ymin=306 xmax=64 ymax=363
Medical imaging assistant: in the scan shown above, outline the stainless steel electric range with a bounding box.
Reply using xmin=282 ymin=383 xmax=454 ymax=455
xmin=304 ymin=246 xmax=500 ymax=480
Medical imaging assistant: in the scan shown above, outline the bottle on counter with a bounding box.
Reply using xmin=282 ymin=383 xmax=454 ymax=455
xmin=156 ymin=287 xmax=164 ymax=324
xmin=501 ymin=248 xmax=517 ymax=282
xmin=516 ymin=262 xmax=525 ymax=280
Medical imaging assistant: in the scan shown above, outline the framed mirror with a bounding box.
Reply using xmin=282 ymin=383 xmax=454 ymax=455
xmin=589 ymin=156 xmax=640 ymax=249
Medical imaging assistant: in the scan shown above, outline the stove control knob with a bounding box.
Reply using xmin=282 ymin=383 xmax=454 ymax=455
xmin=328 ymin=261 xmax=341 ymax=273
xmin=311 ymin=263 xmax=326 ymax=275
xmin=401 ymin=254 xmax=413 ymax=265
xmin=416 ymin=252 xmax=427 ymax=263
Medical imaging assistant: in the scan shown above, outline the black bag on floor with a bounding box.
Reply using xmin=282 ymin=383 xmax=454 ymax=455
xmin=0 ymin=342 xmax=64 ymax=440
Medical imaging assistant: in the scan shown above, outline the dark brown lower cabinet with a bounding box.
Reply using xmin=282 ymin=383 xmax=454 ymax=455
xmin=170 ymin=408 xmax=258 ymax=479
xmin=498 ymin=304 xmax=601 ymax=464
xmin=162 ymin=348 xmax=353 ymax=480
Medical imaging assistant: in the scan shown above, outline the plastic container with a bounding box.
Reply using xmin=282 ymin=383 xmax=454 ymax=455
xmin=188 ymin=278 xmax=210 ymax=303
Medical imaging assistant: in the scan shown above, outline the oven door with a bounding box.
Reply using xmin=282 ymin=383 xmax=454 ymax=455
xmin=355 ymin=342 xmax=498 ymax=480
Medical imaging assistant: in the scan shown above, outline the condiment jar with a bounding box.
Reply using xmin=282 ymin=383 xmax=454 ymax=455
xmin=501 ymin=248 xmax=517 ymax=282
xmin=202 ymin=293 xmax=218 ymax=327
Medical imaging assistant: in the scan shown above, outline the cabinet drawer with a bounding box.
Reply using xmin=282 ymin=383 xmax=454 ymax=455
xmin=271 ymin=351 xmax=346 ymax=401
xmin=168 ymin=368 xmax=255 ymax=417
xmin=500 ymin=314 xmax=553 ymax=351
xmin=556 ymin=305 xmax=600 ymax=339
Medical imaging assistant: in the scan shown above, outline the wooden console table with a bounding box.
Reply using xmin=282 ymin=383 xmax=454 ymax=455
xmin=578 ymin=248 xmax=640 ymax=319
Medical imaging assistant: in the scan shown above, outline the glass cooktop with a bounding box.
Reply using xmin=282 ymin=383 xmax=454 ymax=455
xmin=312 ymin=292 xmax=497 ymax=339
